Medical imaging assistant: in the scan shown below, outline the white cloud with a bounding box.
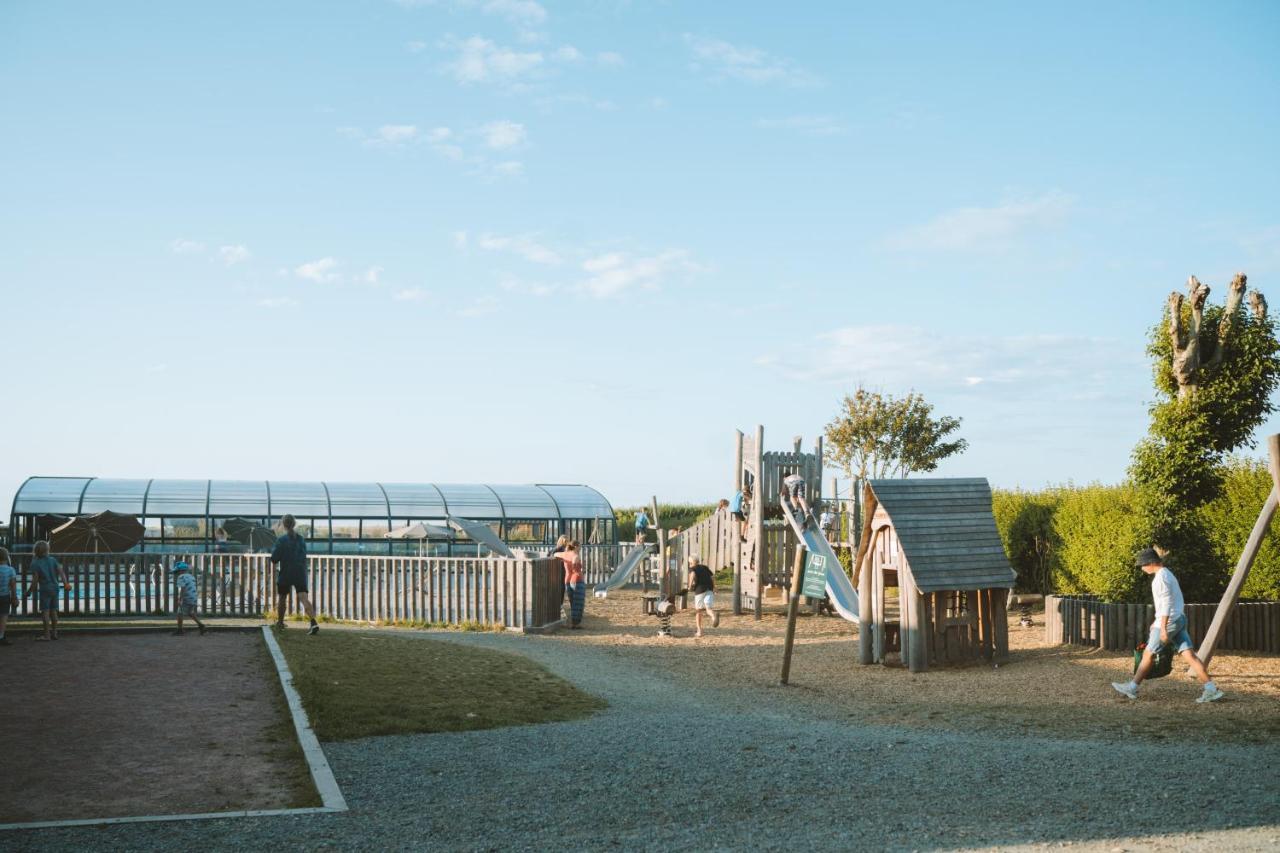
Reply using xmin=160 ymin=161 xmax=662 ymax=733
xmin=376 ymin=124 xmax=419 ymax=145
xmin=553 ymin=45 xmax=581 ymax=62
xmin=259 ymin=296 xmax=300 ymax=308
xmin=491 ymin=160 xmax=523 ymax=177
xmin=219 ymin=244 xmax=251 ymax=266
xmin=500 ymin=276 xmax=557 ymax=296
xmin=393 ymin=287 xmax=430 ymax=302
xmin=442 ymin=35 xmax=543 ymax=85
xmin=579 ymin=249 xmax=703 ymax=298
xmin=428 ymin=126 xmax=453 ymax=142
xmin=684 ymin=34 xmax=818 ymax=86
xmin=396 ymin=0 xmax=547 ymax=25
xmin=294 ymin=257 xmax=341 ymax=283
xmin=476 ymin=233 xmax=561 ymax=264
xmin=362 ymin=265 xmax=384 ymax=285
xmin=452 ymin=230 xmax=469 ymax=249
xmin=596 ymin=51 xmax=624 ymax=68
xmin=883 ymin=192 xmax=1074 ymax=253
xmin=170 ymin=238 xmax=204 ymax=254
xmin=407 ymin=40 xmax=428 ymax=53
xmin=755 ymin=115 xmax=845 ymax=136
xmin=480 ymin=119 xmax=526 ymax=149
xmin=760 ymin=324 xmax=1136 ymax=396
xmin=648 ymin=96 xmax=668 ymax=110
xmin=458 ymin=294 xmax=501 ymax=316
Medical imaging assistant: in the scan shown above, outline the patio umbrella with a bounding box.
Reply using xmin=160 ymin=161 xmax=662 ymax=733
xmin=222 ymin=517 xmax=278 ymax=552
xmin=50 ymin=511 xmax=144 ymax=553
xmin=385 ymin=522 xmax=452 ymax=556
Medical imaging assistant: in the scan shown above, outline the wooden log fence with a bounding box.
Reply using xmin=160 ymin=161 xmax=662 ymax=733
xmin=1045 ymin=594 xmax=1280 ymax=654
xmin=10 ymin=552 xmax=567 ymax=630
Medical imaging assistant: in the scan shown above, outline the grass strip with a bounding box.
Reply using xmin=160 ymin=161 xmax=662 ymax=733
xmin=274 ymin=630 xmax=606 ymax=741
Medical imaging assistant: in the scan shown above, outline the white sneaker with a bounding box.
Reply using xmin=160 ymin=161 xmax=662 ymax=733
xmin=1111 ymin=681 xmax=1139 ymax=700
xmin=1196 ymin=686 xmax=1225 ymax=704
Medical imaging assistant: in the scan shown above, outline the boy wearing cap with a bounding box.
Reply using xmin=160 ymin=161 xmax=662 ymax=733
xmin=171 ymin=561 xmax=207 ymax=636
xmin=1112 ymin=548 xmax=1223 ymax=703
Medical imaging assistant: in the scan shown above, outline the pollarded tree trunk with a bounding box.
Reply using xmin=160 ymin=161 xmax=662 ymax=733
xmin=1168 ymin=273 xmax=1262 ymax=398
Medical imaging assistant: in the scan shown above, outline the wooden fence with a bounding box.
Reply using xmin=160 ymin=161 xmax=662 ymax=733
xmin=9 ymin=552 xmax=566 ymax=630
xmin=1045 ymin=594 xmax=1280 ymax=653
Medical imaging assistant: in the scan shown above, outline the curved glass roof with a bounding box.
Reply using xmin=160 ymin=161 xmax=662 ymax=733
xmin=11 ymin=477 xmax=614 ymax=521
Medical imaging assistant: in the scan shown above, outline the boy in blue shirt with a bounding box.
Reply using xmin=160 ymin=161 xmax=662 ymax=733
xmin=634 ymin=510 xmax=651 ymax=544
xmin=171 ymin=561 xmax=207 ymax=636
xmin=28 ymin=540 xmax=68 ymax=641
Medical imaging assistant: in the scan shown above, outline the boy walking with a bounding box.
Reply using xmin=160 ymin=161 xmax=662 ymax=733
xmin=686 ymin=556 xmax=720 ymax=638
xmin=28 ymin=540 xmax=68 ymax=641
xmin=270 ymin=514 xmax=319 ymax=635
xmin=171 ymin=561 xmax=207 ymax=636
xmin=1112 ymin=548 xmax=1224 ymax=703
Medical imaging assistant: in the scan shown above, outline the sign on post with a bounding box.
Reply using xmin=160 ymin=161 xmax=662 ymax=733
xmin=801 ymin=552 xmax=829 ymax=599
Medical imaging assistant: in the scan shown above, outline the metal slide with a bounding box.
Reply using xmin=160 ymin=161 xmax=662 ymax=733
xmin=782 ymin=508 xmax=860 ymax=623
xmin=593 ymin=544 xmax=650 ymax=598
xmin=447 ymin=516 xmax=516 ymax=558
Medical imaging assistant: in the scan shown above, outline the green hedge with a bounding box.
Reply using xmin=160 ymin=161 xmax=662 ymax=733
xmin=614 ymin=504 xmax=718 ymax=541
xmin=993 ymin=460 xmax=1279 ymax=602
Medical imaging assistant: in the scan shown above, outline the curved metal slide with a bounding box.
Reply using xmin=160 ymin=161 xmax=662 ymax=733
xmin=593 ymin=544 xmax=650 ymax=598
xmin=447 ymin=516 xmax=516 ymax=558
xmin=783 ymin=509 xmax=860 ymax=623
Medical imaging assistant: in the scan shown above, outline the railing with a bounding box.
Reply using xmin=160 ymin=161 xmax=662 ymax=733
xmin=1045 ymin=594 xmax=1280 ymax=653
xmin=9 ymin=552 xmax=566 ymax=630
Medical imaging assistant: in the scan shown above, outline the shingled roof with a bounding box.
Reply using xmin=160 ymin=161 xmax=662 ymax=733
xmin=866 ymin=477 xmax=1016 ymax=593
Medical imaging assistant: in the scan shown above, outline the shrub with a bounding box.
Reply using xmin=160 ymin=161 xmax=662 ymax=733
xmin=992 ymin=488 xmax=1061 ymax=594
xmin=615 ymin=504 xmax=717 ymax=540
xmin=1201 ymin=457 xmax=1280 ymax=600
xmin=1050 ymin=483 xmax=1146 ymax=602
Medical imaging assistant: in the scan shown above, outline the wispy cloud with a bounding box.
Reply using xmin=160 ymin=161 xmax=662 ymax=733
xmin=407 ymin=39 xmax=428 ymax=53
xmin=362 ymin=265 xmax=384 ymax=285
xmin=579 ymin=249 xmax=703 ymax=298
xmin=755 ymin=115 xmax=845 ymax=136
xmin=480 ymin=120 xmax=525 ymax=149
xmin=219 ymin=244 xmax=251 ymax=266
xmin=441 ymin=35 xmax=543 ymax=85
xmin=758 ymin=324 xmax=1137 ymax=398
xmin=883 ymin=191 xmax=1074 ymax=253
xmin=596 ymin=51 xmax=624 ymax=68
xmin=170 ymin=238 xmax=204 ymax=254
xmin=294 ymin=257 xmax=341 ymax=283
xmin=393 ymin=287 xmax=430 ymax=302
xmin=394 ymin=0 xmax=547 ymax=26
xmin=684 ymin=34 xmax=818 ymax=86
xmin=259 ymin=296 xmax=300 ymax=308
xmin=553 ymin=45 xmax=581 ymax=62
xmin=475 ymin=232 xmax=560 ymax=264
xmin=458 ymin=294 xmax=501 ymax=316
xmin=339 ymin=124 xmax=420 ymax=147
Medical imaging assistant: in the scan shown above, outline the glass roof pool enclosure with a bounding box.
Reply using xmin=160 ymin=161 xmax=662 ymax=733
xmin=9 ymin=477 xmax=617 ymax=554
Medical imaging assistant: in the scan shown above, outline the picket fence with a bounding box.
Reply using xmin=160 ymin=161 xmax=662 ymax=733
xmin=1045 ymin=594 xmax=1280 ymax=653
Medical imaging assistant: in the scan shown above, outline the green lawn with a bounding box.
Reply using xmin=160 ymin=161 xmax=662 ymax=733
xmin=275 ymin=629 xmax=606 ymax=741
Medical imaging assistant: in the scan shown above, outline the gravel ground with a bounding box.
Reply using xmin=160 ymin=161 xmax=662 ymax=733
xmin=8 ymin=600 xmax=1280 ymax=852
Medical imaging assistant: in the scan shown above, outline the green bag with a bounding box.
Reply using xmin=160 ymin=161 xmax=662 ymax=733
xmin=1134 ymin=642 xmax=1174 ymax=679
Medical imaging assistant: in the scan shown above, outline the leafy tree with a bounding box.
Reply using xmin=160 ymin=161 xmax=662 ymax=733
xmin=823 ymin=387 xmax=967 ymax=480
xmin=1130 ymin=273 xmax=1280 ymax=599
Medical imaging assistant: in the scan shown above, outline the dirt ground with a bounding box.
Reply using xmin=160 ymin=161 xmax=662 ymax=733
xmin=573 ymin=590 xmax=1280 ymax=744
xmin=0 ymin=632 xmax=318 ymax=824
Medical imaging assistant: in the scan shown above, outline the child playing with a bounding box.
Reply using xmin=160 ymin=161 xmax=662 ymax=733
xmin=28 ymin=540 xmax=69 ymax=641
xmin=171 ymin=561 xmax=207 ymax=636
xmin=0 ymin=547 xmax=16 ymax=646
xmin=730 ymin=488 xmax=749 ymax=542
xmin=634 ymin=510 xmax=651 ymax=544
xmin=1112 ymin=548 xmax=1223 ymax=703
xmin=780 ymin=473 xmax=811 ymax=527
xmin=686 ymin=555 xmax=720 ymax=638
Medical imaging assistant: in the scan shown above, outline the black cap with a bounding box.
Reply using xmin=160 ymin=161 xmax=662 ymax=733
xmin=1134 ymin=548 xmax=1162 ymax=568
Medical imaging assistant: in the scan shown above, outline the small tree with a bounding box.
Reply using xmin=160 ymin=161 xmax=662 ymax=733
xmin=1130 ymin=273 xmax=1279 ymax=599
xmin=824 ymin=387 xmax=968 ymax=480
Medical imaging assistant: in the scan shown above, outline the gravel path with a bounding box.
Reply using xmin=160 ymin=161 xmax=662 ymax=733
xmin=10 ymin=628 xmax=1280 ymax=852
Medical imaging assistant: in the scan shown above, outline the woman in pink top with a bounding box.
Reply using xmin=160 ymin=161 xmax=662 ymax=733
xmin=555 ymin=541 xmax=586 ymax=629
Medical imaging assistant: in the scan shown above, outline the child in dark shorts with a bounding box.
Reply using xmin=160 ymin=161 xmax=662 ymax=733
xmin=28 ymin=540 xmax=69 ymax=641
xmin=171 ymin=561 xmax=207 ymax=636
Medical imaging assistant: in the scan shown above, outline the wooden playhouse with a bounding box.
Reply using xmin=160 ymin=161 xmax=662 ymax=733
xmin=854 ymin=478 xmax=1016 ymax=672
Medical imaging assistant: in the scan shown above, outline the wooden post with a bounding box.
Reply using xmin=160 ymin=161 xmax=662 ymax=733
xmin=733 ymin=429 xmax=744 ymax=616
xmin=992 ymin=590 xmax=1009 ymax=663
xmin=779 ymin=535 xmax=807 ymax=685
xmin=858 ymin=528 xmax=874 ymax=665
xmin=1197 ymin=434 xmax=1280 ymax=666
xmin=753 ymin=424 xmax=765 ymax=620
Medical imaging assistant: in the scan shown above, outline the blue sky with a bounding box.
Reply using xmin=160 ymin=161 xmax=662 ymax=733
xmin=3 ymin=1 xmax=1279 ymax=510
